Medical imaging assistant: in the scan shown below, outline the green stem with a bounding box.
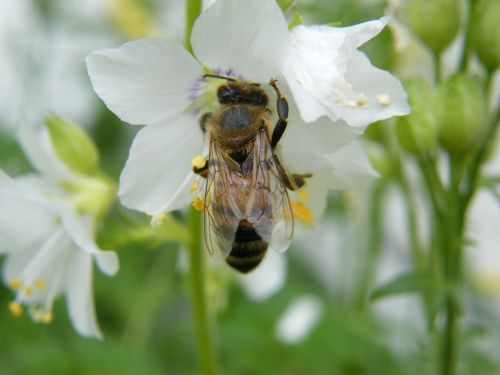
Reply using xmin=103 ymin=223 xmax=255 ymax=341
xmin=354 ymin=180 xmax=385 ymax=309
xmin=441 ymin=155 xmax=464 ymax=375
xmin=458 ymin=0 xmax=476 ymax=72
xmin=433 ymin=52 xmax=442 ymax=84
xmin=185 ymin=0 xmax=202 ymax=54
xmin=184 ymin=2 xmax=217 ymax=374
xmin=187 ymin=207 xmax=217 ymax=375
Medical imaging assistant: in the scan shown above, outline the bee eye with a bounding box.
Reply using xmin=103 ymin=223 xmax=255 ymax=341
xmin=217 ymin=86 xmax=233 ymax=100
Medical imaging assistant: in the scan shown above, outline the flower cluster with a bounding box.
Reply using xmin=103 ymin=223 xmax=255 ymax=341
xmin=86 ymin=0 xmax=409 ymax=228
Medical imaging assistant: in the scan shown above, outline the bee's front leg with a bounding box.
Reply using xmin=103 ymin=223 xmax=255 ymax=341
xmin=269 ymin=79 xmax=289 ymax=150
xmin=193 ymin=161 xmax=208 ymax=178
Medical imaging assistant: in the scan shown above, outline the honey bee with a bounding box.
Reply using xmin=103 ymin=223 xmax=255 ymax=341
xmin=193 ymin=75 xmax=307 ymax=273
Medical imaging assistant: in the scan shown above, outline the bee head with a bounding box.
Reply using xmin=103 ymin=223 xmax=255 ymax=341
xmin=216 ymin=82 xmax=267 ymax=106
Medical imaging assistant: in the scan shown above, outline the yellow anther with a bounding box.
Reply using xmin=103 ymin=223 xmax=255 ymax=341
xmin=23 ymin=286 xmax=33 ymax=296
xmin=40 ymin=311 xmax=53 ymax=324
xmin=191 ymin=155 xmax=206 ymax=169
xmin=8 ymin=301 xmax=23 ymax=317
xmin=151 ymin=212 xmax=166 ymax=228
xmin=376 ymin=94 xmax=392 ymax=106
xmin=192 ymin=197 xmax=205 ymax=211
xmin=357 ymin=97 xmax=368 ymax=107
xmin=9 ymin=278 xmax=22 ymax=290
xmin=291 ymin=201 xmax=314 ymax=224
xmin=35 ymin=279 xmax=46 ymax=290
xmin=297 ymin=188 xmax=309 ymax=202
xmin=189 ymin=180 xmax=200 ymax=193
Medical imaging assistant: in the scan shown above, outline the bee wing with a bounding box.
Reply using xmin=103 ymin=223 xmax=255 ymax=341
xmin=247 ymin=127 xmax=294 ymax=253
xmin=203 ymin=139 xmax=242 ymax=259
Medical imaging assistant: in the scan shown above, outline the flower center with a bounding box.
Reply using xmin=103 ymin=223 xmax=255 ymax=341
xmin=291 ymin=187 xmax=314 ymax=224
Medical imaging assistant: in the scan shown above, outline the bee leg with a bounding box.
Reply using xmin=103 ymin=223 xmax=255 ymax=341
xmin=290 ymin=173 xmax=312 ymax=189
xmin=269 ymin=79 xmax=289 ymax=149
xmin=193 ymin=161 xmax=208 ymax=179
xmin=199 ymin=112 xmax=211 ymax=134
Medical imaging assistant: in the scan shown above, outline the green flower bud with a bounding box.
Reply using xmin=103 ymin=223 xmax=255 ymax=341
xmin=396 ymin=78 xmax=438 ymax=155
xmin=400 ymin=0 xmax=461 ymax=54
xmin=45 ymin=114 xmax=100 ymax=174
xmin=472 ymin=0 xmax=500 ymax=70
xmin=435 ymin=74 xmax=488 ymax=154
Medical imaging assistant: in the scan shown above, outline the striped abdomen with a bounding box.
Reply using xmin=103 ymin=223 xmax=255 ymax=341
xmin=226 ymin=220 xmax=268 ymax=273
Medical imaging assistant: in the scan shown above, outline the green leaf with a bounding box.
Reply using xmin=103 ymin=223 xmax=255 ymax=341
xmin=370 ymin=272 xmax=434 ymax=301
xmin=45 ymin=113 xmax=100 ymax=174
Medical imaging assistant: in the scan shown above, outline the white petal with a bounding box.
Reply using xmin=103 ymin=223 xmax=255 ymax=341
xmin=280 ymin=117 xmax=358 ymax=175
xmin=341 ymin=17 xmax=389 ymax=48
xmin=332 ymin=52 xmax=410 ymax=127
xmin=191 ymin=0 xmax=290 ymax=81
xmin=66 ymin=250 xmax=103 ymax=339
xmin=86 ymin=37 xmax=203 ymax=125
xmin=275 ymin=295 xmax=323 ymax=344
xmin=58 ymin=204 xmax=119 ymax=276
xmin=2 ymin=227 xmax=70 ymax=304
xmin=119 ymin=112 xmax=204 ymax=215
xmin=323 ymin=140 xmax=378 ymax=190
xmin=238 ymin=250 xmax=286 ymax=301
xmin=0 ymin=171 xmax=57 ymax=253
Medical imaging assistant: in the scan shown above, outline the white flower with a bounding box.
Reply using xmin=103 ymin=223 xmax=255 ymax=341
xmin=0 ymin=123 xmax=118 ymax=339
xmin=283 ymin=17 xmax=410 ymax=128
xmin=86 ymin=0 xmax=389 ymax=223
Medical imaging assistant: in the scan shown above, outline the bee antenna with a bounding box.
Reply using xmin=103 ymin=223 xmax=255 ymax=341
xmin=203 ymin=74 xmax=237 ymax=82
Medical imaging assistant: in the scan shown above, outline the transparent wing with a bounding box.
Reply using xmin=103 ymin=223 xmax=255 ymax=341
xmin=203 ymin=139 xmax=242 ymax=259
xmin=247 ymin=128 xmax=294 ymax=253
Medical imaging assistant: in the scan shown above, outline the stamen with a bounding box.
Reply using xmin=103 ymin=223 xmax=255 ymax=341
xmin=40 ymin=311 xmax=53 ymax=324
xmin=8 ymin=301 xmax=23 ymax=317
xmin=297 ymin=188 xmax=309 ymax=202
xmin=189 ymin=180 xmax=200 ymax=193
xmin=151 ymin=212 xmax=166 ymax=228
xmin=9 ymin=278 xmax=22 ymax=290
xmin=376 ymin=94 xmax=392 ymax=106
xmin=291 ymin=201 xmax=314 ymax=224
xmin=35 ymin=279 xmax=46 ymax=290
xmin=192 ymin=197 xmax=205 ymax=211
xmin=23 ymin=286 xmax=33 ymax=296
xmin=191 ymin=155 xmax=206 ymax=169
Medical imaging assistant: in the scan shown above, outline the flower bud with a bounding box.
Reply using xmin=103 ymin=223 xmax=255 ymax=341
xmin=472 ymin=0 xmax=500 ymax=71
xmin=435 ymin=74 xmax=488 ymax=154
xmin=45 ymin=114 xmax=100 ymax=174
xmin=396 ymin=78 xmax=438 ymax=155
xmin=400 ymin=0 xmax=460 ymax=54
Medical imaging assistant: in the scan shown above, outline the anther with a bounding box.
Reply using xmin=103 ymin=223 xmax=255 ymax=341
xmin=291 ymin=201 xmax=314 ymax=223
xmin=189 ymin=180 xmax=200 ymax=193
xmin=297 ymin=189 xmax=309 ymax=202
xmin=9 ymin=279 xmax=22 ymax=290
xmin=151 ymin=212 xmax=166 ymax=228
xmin=35 ymin=279 xmax=46 ymax=290
xmin=40 ymin=311 xmax=53 ymax=324
xmin=8 ymin=301 xmax=23 ymax=317
xmin=192 ymin=197 xmax=205 ymax=211
xmin=376 ymin=94 xmax=392 ymax=106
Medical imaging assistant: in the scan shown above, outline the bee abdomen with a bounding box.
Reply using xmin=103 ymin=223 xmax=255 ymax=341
xmin=226 ymin=222 xmax=267 ymax=273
